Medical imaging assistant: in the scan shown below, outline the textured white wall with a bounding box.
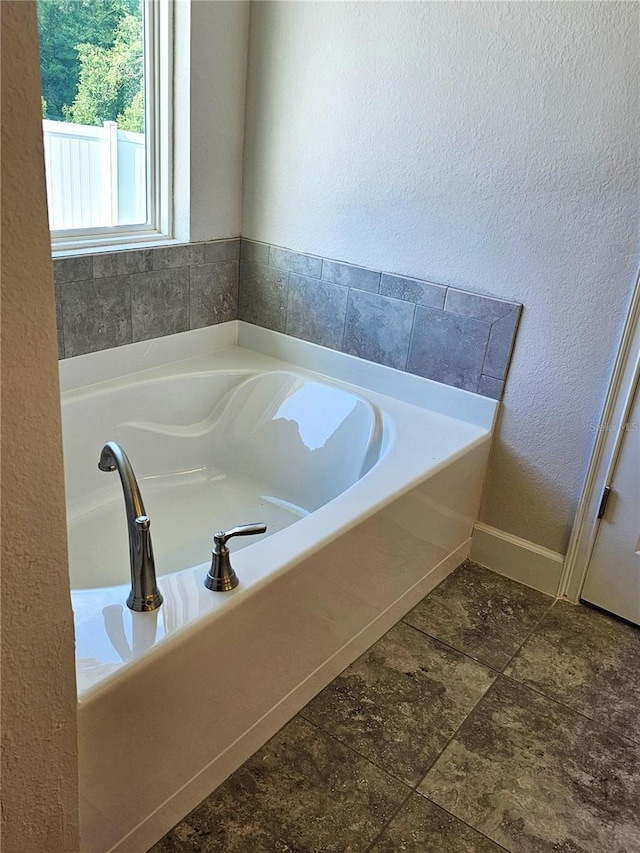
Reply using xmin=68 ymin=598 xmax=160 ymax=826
xmin=188 ymin=0 xmax=249 ymax=241
xmin=242 ymin=1 xmax=640 ymax=554
xmin=1 ymin=3 xmax=79 ymax=849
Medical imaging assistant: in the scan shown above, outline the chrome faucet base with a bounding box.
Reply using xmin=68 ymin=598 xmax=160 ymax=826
xmin=204 ymin=558 xmax=239 ymax=592
xmin=127 ymin=590 xmax=164 ymax=612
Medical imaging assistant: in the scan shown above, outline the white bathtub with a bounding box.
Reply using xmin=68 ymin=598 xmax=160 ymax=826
xmin=63 ymin=322 xmax=496 ymax=853
xmin=67 ymin=369 xmax=384 ymax=592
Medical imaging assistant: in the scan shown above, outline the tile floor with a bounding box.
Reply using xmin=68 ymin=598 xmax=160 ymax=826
xmin=150 ymin=561 xmax=640 ymax=853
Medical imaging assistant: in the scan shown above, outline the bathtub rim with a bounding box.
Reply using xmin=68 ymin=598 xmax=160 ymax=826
xmin=60 ymin=321 xmax=498 ymax=433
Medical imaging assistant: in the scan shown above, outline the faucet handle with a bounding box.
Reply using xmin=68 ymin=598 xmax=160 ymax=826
xmin=206 ymin=522 xmax=267 ymax=592
xmin=213 ymin=523 xmax=267 ymax=553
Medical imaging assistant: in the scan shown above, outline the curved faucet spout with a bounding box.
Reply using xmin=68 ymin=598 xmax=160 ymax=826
xmin=98 ymin=441 xmax=163 ymax=612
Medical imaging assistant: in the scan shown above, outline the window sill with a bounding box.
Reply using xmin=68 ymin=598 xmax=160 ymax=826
xmin=51 ymin=233 xmax=181 ymax=259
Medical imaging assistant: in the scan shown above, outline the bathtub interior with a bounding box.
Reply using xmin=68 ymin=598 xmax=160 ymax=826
xmin=64 ymin=370 xmax=383 ymax=590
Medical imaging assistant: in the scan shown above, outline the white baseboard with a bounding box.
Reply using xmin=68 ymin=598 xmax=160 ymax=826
xmin=470 ymin=523 xmax=564 ymax=597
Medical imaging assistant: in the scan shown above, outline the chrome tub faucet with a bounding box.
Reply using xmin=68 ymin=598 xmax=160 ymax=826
xmin=98 ymin=441 xmax=163 ymax=612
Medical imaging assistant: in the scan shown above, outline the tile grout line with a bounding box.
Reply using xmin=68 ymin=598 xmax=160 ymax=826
xmin=398 ymin=588 xmax=640 ymax=748
xmin=412 ymin=670 xmax=640 ymax=850
xmin=499 ymin=597 xmax=557 ymax=673
xmin=297 ymin=713 xmax=446 ymax=851
xmin=283 ymin=270 xmax=291 ymax=335
xmin=187 ymin=264 xmax=192 ymax=331
xmin=413 ymin=668 xmax=499 ymax=791
xmin=297 ymin=713 xmax=414 ymax=793
xmin=405 ymin=679 xmax=513 ymax=851
xmin=478 ymin=317 xmax=495 ymax=388
xmin=57 ymin=283 xmax=66 ymax=359
xmin=400 ymin=562 xmax=555 ymax=675
xmin=299 ymin=709 xmax=510 ymax=853
xmin=399 ymin=617 xmax=505 ymax=674
xmin=297 ymin=624 xmax=499 ymax=796
xmin=402 ymin=302 xmax=418 ymax=372
xmin=498 ymin=671 xmax=640 ymax=748
xmin=290 ymin=585 xmax=506 ymax=794
xmin=360 ymin=788 xmax=414 ymax=853
xmin=340 ymin=288 xmax=351 ymax=352
xmin=402 ymin=611 xmax=640 ymax=749
xmin=417 ymin=799 xmax=513 ymax=853
xmin=128 ymin=266 xmax=134 ymax=344
xmin=235 ymin=253 xmax=241 ymax=322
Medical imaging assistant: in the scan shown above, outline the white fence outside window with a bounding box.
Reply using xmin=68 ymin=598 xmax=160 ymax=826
xmin=43 ymin=119 xmax=146 ymax=231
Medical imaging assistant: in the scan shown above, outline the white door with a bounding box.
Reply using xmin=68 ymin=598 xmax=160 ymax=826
xmin=581 ymin=373 xmax=640 ymax=625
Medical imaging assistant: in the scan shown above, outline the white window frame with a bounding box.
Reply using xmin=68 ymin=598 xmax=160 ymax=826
xmin=51 ymin=0 xmax=173 ymax=255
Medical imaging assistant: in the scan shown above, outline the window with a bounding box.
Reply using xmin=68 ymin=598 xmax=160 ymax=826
xmin=37 ymin=0 xmax=172 ymax=250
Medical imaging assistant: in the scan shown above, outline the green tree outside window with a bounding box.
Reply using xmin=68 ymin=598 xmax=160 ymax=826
xmin=37 ymin=0 xmax=144 ymax=133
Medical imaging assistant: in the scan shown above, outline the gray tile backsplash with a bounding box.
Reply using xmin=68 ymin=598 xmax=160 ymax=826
xmin=406 ymin=306 xmax=491 ymax=391
xmin=53 ymin=254 xmax=93 ymax=285
xmin=380 ymin=273 xmax=446 ymax=310
xmin=53 ymin=237 xmax=521 ymax=400
xmin=238 ymin=260 xmax=288 ymax=333
xmin=151 ymin=243 xmax=205 ymax=270
xmin=477 ymin=375 xmax=505 ymax=400
xmin=190 ymin=260 xmax=238 ymax=329
xmin=93 ymin=248 xmax=153 ymax=279
xmin=239 ymin=238 xmax=270 ymax=265
xmin=61 ymin=276 xmax=132 ymax=357
xmin=269 ymin=246 xmax=323 ymax=279
xmin=287 ymin=273 xmax=349 ymax=349
xmin=322 ymin=259 xmax=380 ymax=293
xmin=55 ymin=281 xmax=65 ymax=360
xmin=130 ymin=268 xmax=190 ymax=342
xmin=204 ymin=239 xmax=241 ymax=265
xmin=239 ymin=239 xmax=521 ymax=399
xmin=482 ymin=308 xmax=520 ymax=381
xmin=344 ymin=289 xmax=416 ymax=371
xmin=54 ymin=239 xmax=240 ymax=359
xmin=444 ymin=288 xmax=516 ymax=325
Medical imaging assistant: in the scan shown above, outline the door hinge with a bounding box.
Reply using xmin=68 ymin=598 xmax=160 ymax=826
xmin=597 ymin=486 xmax=612 ymax=519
